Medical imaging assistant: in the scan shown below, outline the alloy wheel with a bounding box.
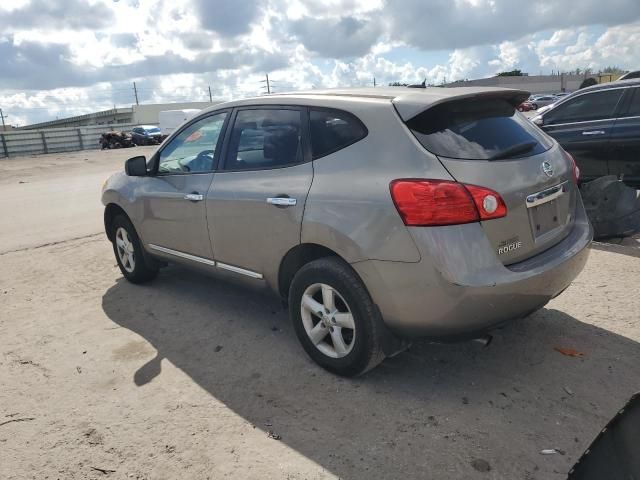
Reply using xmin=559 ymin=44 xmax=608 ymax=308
xmin=115 ymin=227 xmax=136 ymax=273
xmin=300 ymin=283 xmax=356 ymax=358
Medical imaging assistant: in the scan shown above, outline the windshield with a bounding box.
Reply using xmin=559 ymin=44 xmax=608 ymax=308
xmin=406 ymin=98 xmax=553 ymax=160
xmin=145 ymin=127 xmax=161 ymax=134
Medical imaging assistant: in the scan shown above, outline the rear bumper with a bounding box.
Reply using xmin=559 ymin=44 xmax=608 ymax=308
xmin=352 ymin=197 xmax=593 ymax=338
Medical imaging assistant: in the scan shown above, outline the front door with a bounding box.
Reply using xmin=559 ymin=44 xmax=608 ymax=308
xmin=541 ymin=88 xmax=625 ymax=182
xmin=206 ymin=107 xmax=313 ymax=282
xmin=137 ymin=111 xmax=229 ymax=260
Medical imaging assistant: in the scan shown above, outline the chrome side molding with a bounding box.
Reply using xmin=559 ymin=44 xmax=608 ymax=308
xmin=147 ymin=244 xmax=263 ymax=279
xmin=148 ymin=244 xmax=217 ymax=266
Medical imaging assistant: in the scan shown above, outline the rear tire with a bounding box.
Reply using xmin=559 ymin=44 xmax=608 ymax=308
xmin=289 ymin=257 xmax=385 ymax=377
xmin=111 ymin=215 xmax=158 ymax=284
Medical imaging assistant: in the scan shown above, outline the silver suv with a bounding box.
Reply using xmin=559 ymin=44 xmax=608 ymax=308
xmin=102 ymin=87 xmax=592 ymax=376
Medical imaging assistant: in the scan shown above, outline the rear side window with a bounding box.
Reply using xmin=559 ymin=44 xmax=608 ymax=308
xmin=224 ymin=109 xmax=302 ymax=170
xmin=309 ymin=109 xmax=367 ymax=159
xmin=407 ymin=98 xmax=553 ymax=160
xmin=544 ymin=89 xmax=624 ymax=124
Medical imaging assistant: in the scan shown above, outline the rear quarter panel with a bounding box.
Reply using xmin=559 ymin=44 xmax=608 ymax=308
xmin=302 ymin=101 xmax=454 ymax=263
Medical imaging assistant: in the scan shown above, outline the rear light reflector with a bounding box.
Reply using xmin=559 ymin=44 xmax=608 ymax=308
xmin=464 ymin=184 xmax=508 ymax=220
xmin=390 ymin=179 xmax=507 ymax=226
xmin=563 ymin=150 xmax=580 ymax=184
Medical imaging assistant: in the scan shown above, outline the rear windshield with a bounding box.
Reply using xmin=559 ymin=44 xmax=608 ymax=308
xmin=406 ymin=98 xmax=553 ymax=160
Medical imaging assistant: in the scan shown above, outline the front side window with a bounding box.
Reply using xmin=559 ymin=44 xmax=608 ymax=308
xmin=310 ymin=109 xmax=367 ymax=159
xmin=224 ymin=109 xmax=302 ymax=170
xmin=158 ymin=112 xmax=227 ymax=174
xmin=544 ymin=89 xmax=624 ymax=125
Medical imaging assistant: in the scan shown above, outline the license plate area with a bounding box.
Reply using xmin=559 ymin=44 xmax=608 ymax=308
xmin=530 ymin=200 xmax=561 ymax=238
xmin=526 ymin=182 xmax=568 ymax=240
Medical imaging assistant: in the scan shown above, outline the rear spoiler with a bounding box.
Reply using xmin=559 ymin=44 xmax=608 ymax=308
xmin=392 ymin=88 xmax=530 ymax=121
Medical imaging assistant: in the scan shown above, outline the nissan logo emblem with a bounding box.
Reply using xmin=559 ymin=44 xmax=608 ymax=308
xmin=542 ymin=161 xmax=554 ymax=177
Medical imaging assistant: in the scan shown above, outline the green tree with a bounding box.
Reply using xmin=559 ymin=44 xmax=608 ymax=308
xmin=497 ymin=69 xmax=524 ymax=77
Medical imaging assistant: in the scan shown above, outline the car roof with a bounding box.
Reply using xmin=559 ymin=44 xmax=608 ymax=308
xmin=198 ymin=86 xmax=530 ymax=121
xmin=138 ymin=125 xmax=159 ymax=129
xmin=577 ymin=78 xmax=640 ymax=93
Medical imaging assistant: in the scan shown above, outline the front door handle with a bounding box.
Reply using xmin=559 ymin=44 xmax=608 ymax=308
xmin=582 ymin=130 xmax=606 ymax=136
xmin=267 ymin=197 xmax=297 ymax=207
xmin=184 ymin=192 xmax=204 ymax=202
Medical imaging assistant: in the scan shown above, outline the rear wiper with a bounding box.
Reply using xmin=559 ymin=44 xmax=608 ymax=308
xmin=490 ymin=141 xmax=537 ymax=160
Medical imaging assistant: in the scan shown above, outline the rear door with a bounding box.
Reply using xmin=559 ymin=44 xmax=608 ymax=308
xmin=206 ymin=106 xmax=313 ymax=280
xmin=540 ymin=88 xmax=626 ymax=181
xmin=404 ymin=96 xmax=577 ymax=265
xmin=609 ymin=87 xmax=640 ymax=186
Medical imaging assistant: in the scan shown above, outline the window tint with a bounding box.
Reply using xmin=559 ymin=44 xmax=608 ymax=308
xmin=620 ymin=88 xmax=640 ymax=117
xmin=545 ymin=89 xmax=624 ymax=124
xmin=309 ymin=109 xmax=367 ymax=159
xmin=158 ymin=112 xmax=227 ymax=174
xmin=407 ymin=98 xmax=553 ymax=160
xmin=225 ymin=109 xmax=302 ymax=170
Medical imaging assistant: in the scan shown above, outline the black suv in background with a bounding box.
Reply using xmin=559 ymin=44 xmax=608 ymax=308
xmin=532 ymin=79 xmax=640 ymax=187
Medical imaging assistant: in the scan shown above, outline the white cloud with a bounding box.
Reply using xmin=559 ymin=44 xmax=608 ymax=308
xmin=1 ymin=0 xmax=640 ymax=125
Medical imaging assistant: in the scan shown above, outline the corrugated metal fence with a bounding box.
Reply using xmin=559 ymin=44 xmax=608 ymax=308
xmin=0 ymin=123 xmax=143 ymax=158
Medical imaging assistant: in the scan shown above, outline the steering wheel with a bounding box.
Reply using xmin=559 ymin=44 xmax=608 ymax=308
xmin=178 ymin=150 xmax=214 ymax=172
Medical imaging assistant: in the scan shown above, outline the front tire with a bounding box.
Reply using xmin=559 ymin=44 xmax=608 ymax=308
xmin=289 ymin=257 xmax=385 ymax=377
xmin=111 ymin=215 xmax=158 ymax=284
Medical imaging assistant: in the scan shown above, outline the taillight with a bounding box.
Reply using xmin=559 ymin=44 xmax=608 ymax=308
xmin=390 ymin=179 xmax=507 ymax=226
xmin=564 ymin=151 xmax=580 ymax=184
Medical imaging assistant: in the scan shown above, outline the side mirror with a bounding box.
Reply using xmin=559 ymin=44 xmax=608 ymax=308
xmin=125 ymin=156 xmax=147 ymax=176
xmin=533 ymin=117 xmax=544 ymax=126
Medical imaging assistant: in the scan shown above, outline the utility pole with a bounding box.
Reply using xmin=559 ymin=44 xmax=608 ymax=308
xmin=133 ymin=82 xmax=139 ymax=105
xmin=0 ymin=108 xmax=6 ymax=130
xmin=373 ymin=77 xmax=376 ymax=87
xmin=261 ymin=74 xmax=271 ymax=94
xmin=208 ymin=85 xmax=213 ymax=102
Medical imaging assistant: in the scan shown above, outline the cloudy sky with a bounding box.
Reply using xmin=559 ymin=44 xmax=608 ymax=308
xmin=2 ymin=0 xmax=640 ymax=125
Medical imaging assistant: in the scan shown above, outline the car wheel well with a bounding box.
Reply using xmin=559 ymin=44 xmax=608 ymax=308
xmin=278 ymin=244 xmax=342 ymax=301
xmin=104 ymin=204 xmax=129 ymax=242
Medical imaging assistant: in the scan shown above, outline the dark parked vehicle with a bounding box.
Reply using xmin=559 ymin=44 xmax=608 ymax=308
xmin=532 ymin=79 xmax=640 ymax=187
xmin=131 ymin=125 xmax=164 ymax=146
xmin=99 ymin=131 xmax=135 ymax=149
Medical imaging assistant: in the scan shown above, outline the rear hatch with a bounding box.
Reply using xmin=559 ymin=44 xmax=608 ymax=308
xmin=400 ymin=92 xmax=578 ymax=265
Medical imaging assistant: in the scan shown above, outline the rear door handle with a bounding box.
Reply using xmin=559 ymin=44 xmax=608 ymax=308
xmin=267 ymin=197 xmax=297 ymax=207
xmin=582 ymin=130 xmax=606 ymax=136
xmin=184 ymin=193 xmax=204 ymax=202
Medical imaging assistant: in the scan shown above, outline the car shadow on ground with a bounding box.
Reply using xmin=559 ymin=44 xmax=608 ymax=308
xmin=591 ymin=240 xmax=640 ymax=258
xmin=102 ymin=265 xmax=640 ymax=479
